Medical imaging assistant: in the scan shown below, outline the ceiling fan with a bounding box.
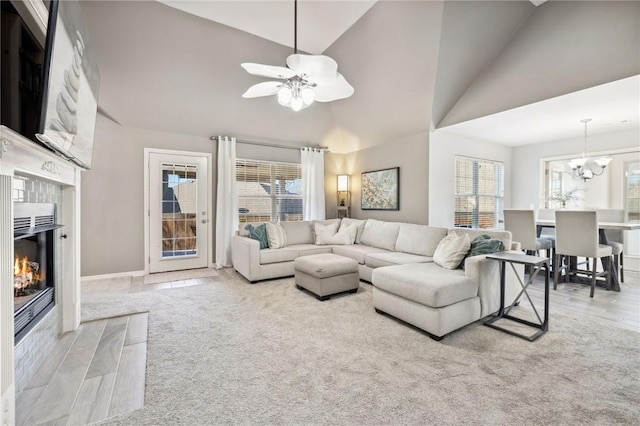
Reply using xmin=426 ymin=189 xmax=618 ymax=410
xmin=241 ymin=0 xmax=354 ymax=111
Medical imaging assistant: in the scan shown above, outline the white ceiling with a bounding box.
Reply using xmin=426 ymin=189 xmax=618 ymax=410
xmin=437 ymin=75 xmax=640 ymax=146
xmin=157 ymin=0 xmax=377 ymax=55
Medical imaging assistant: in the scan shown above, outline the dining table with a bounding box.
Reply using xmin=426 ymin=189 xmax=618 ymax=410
xmin=536 ymin=219 xmax=640 ymax=291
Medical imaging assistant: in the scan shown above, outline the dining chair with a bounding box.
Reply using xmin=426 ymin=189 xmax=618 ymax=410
xmin=554 ymin=210 xmax=612 ymax=297
xmin=504 ymin=209 xmax=553 ymax=262
xmin=596 ymin=209 xmax=625 ymax=282
xmin=536 ymin=208 xmax=556 ymax=242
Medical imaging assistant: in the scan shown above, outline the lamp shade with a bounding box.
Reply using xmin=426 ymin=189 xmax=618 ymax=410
xmin=337 ymin=174 xmax=349 ymax=192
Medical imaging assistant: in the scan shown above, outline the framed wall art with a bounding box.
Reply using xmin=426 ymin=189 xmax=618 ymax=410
xmin=361 ymin=167 xmax=399 ymax=210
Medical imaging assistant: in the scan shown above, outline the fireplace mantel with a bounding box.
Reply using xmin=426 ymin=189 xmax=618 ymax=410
xmin=0 ymin=125 xmax=82 ymax=425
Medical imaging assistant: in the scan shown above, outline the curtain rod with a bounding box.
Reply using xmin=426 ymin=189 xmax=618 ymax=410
xmin=210 ymin=136 xmax=328 ymax=152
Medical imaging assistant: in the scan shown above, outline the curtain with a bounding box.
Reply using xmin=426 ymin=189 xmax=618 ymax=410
xmin=301 ymin=147 xmax=325 ymax=221
xmin=215 ymin=136 xmax=238 ymax=268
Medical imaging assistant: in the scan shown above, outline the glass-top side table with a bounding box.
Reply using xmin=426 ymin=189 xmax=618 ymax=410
xmin=484 ymin=252 xmax=550 ymax=341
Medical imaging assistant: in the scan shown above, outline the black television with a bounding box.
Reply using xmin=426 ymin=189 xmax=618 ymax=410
xmin=0 ymin=0 xmax=50 ymax=143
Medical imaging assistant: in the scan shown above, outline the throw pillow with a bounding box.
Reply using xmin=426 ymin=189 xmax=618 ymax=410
xmin=433 ymin=232 xmax=471 ymax=270
xmin=460 ymin=235 xmax=505 ymax=270
xmin=266 ymin=222 xmax=287 ymax=249
xmin=314 ymin=223 xmax=357 ymax=245
xmin=245 ymin=223 xmax=269 ymax=249
xmin=339 ymin=218 xmax=367 ymax=244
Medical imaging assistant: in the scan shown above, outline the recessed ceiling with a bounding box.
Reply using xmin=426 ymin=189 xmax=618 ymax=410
xmin=437 ymin=75 xmax=640 ymax=146
xmin=157 ymin=0 xmax=377 ymax=55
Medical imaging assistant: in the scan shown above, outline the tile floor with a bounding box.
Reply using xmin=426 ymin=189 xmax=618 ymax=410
xmin=15 ymin=313 xmax=148 ymax=426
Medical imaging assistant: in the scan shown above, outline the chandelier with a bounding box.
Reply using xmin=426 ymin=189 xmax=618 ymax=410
xmin=567 ymin=119 xmax=611 ymax=182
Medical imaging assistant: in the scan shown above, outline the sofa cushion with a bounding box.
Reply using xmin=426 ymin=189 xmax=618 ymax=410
xmin=294 ymin=253 xmax=358 ymax=279
xmin=266 ymin=222 xmax=287 ymax=249
xmin=395 ymin=224 xmax=447 ymax=257
xmin=365 ymin=252 xmax=432 ymax=268
xmin=246 ymin=223 xmax=269 ymax=249
xmin=290 ymin=244 xmax=333 ymax=257
xmin=433 ymin=232 xmax=471 ymax=270
xmin=260 ymin=247 xmax=299 ymax=264
xmin=280 ymin=221 xmax=314 ymax=245
xmin=373 ymin=263 xmax=478 ymax=308
xmin=360 ymin=219 xmax=401 ymax=251
xmin=332 ymin=244 xmax=390 ymax=265
xmin=339 ymin=218 xmax=367 ymax=244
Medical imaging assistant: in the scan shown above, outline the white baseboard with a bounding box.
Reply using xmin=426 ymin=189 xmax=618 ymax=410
xmin=624 ymin=255 xmax=640 ymax=272
xmin=81 ymin=270 xmax=146 ymax=281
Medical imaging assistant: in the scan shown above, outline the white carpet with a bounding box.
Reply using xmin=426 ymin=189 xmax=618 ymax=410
xmin=82 ymin=270 xmax=640 ymax=425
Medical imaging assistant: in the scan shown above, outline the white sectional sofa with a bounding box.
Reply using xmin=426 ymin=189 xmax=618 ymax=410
xmin=231 ymin=218 xmax=522 ymax=339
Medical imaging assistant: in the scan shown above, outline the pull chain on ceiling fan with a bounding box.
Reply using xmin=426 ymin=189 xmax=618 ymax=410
xmin=241 ymin=0 xmax=354 ymax=111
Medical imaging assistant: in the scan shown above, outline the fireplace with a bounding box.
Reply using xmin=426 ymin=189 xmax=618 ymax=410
xmin=13 ymin=202 xmax=62 ymax=343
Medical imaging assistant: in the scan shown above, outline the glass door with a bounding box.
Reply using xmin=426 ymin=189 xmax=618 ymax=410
xmin=149 ymin=152 xmax=209 ymax=273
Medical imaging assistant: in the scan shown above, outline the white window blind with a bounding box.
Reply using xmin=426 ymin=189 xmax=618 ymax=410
xmin=625 ymin=161 xmax=640 ymax=222
xmin=454 ymin=156 xmax=504 ymax=229
xmin=236 ymin=159 xmax=303 ymax=223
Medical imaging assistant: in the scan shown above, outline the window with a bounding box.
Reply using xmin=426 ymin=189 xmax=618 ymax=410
xmin=236 ymin=159 xmax=303 ymax=223
xmin=625 ymin=161 xmax=640 ymax=222
xmin=454 ymin=156 xmax=504 ymax=229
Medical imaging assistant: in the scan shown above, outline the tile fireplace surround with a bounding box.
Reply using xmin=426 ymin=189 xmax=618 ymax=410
xmin=0 ymin=125 xmax=82 ymax=425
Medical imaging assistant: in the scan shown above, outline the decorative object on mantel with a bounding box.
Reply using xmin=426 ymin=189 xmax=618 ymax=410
xmin=361 ymin=167 xmax=399 ymax=210
xmin=240 ymin=0 xmax=354 ymax=111
xmin=547 ymin=188 xmax=582 ymax=209
xmin=567 ymin=119 xmax=612 ymax=182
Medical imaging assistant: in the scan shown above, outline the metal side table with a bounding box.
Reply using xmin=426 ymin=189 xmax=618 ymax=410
xmin=484 ymin=252 xmax=549 ymax=341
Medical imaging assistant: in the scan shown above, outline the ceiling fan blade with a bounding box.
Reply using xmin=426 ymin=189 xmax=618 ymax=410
xmin=313 ymin=73 xmax=354 ymax=102
xmin=242 ymin=81 xmax=283 ymax=98
xmin=241 ymin=63 xmax=296 ymax=79
xmin=286 ymin=54 xmax=338 ymax=84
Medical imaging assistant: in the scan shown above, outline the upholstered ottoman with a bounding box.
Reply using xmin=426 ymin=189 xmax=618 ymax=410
xmin=294 ymin=253 xmax=359 ymax=301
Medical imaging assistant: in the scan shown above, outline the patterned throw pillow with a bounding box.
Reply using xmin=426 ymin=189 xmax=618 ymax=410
xmin=245 ymin=223 xmax=269 ymax=249
xmin=460 ymin=235 xmax=505 ymax=270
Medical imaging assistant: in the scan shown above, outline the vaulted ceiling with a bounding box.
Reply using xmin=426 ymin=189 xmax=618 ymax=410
xmin=81 ymin=1 xmax=640 ymax=154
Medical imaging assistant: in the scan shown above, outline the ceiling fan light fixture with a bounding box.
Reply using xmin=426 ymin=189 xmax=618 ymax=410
xmin=301 ymin=87 xmax=315 ymax=104
xmin=240 ymin=0 xmax=353 ymax=111
xmin=291 ymin=96 xmax=304 ymax=112
xmin=278 ymin=86 xmax=293 ymax=104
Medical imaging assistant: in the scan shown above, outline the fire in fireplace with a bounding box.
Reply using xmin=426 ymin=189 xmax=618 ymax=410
xmin=13 ymin=202 xmax=62 ymax=342
xmin=14 ymin=255 xmax=44 ymax=297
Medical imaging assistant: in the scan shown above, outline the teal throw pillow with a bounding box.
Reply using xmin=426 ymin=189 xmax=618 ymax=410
xmin=460 ymin=235 xmax=505 ymax=270
xmin=246 ymin=223 xmax=269 ymax=249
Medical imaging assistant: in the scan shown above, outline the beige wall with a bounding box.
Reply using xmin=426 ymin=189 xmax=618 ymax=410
xmin=81 ymin=114 xmax=216 ymax=276
xmin=324 ymin=132 xmax=429 ymax=224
